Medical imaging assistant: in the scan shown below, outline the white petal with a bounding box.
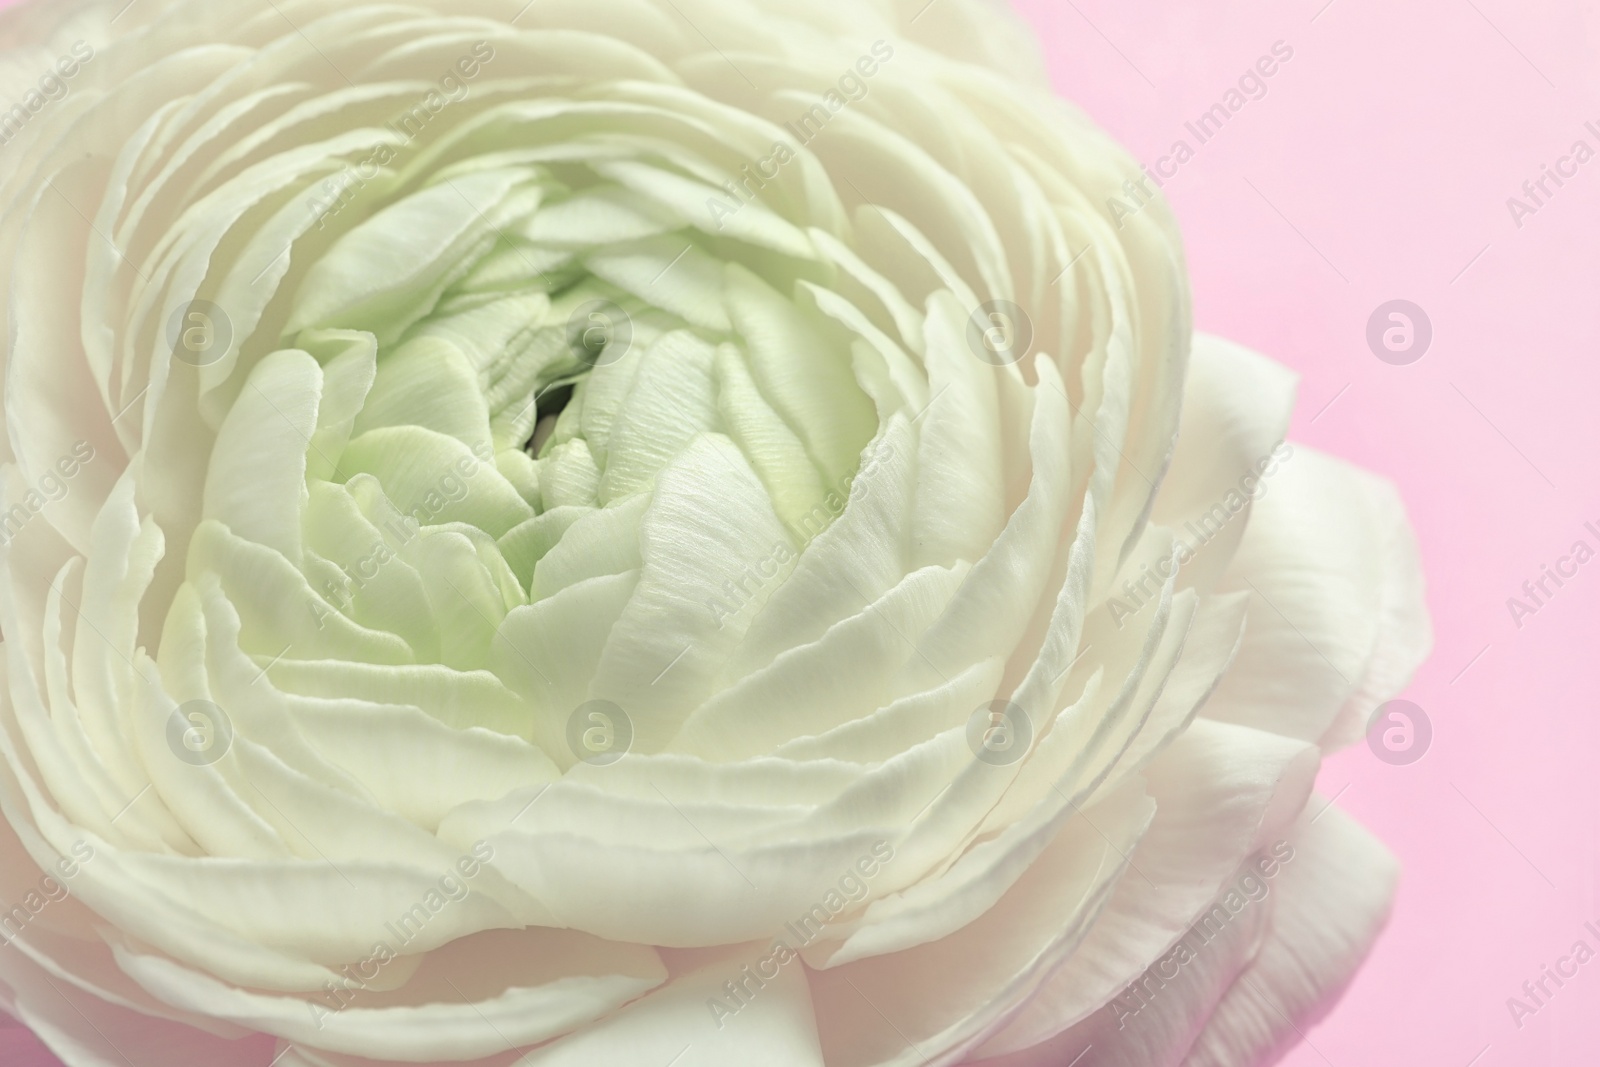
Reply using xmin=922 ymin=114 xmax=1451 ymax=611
xmin=511 ymin=950 xmax=824 ymax=1067
xmin=591 ymin=434 xmax=793 ymax=752
xmin=114 ymin=928 xmax=665 ymax=1062
xmin=202 ymin=349 xmax=321 ymax=561
xmin=285 ymin=165 xmax=533 ymax=345
xmin=1206 ymin=446 xmax=1432 ymax=749
xmin=970 ymin=718 xmax=1321 ymax=1061
xmin=808 ymin=779 xmax=1154 ymax=1067
xmin=1179 ymin=803 xmax=1399 ymax=1067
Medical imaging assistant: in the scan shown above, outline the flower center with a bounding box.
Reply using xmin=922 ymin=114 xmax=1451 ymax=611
xmin=225 ymin=141 xmax=889 ymax=747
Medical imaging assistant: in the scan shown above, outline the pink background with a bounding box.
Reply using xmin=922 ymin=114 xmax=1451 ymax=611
xmin=1007 ymin=0 xmax=1600 ymax=1063
xmin=4 ymin=1 xmax=1599 ymax=1065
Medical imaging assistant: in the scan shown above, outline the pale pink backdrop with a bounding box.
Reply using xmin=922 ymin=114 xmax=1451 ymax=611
xmin=3 ymin=1 xmax=1598 ymax=1065
xmin=1006 ymin=0 xmax=1600 ymax=1064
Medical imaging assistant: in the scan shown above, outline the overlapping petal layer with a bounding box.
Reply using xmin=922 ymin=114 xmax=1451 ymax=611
xmin=0 ymin=1 xmax=1429 ymax=1065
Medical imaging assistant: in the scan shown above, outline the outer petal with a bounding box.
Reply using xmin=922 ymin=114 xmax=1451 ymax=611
xmin=1179 ymin=802 xmax=1399 ymax=1067
xmin=967 ymin=799 xmax=1398 ymax=1067
xmin=0 ymin=947 xmax=271 ymax=1067
xmin=1206 ymin=445 xmax=1432 ymax=750
xmin=966 ymin=717 xmax=1319 ymax=1062
xmin=510 ymin=951 xmax=826 ymax=1067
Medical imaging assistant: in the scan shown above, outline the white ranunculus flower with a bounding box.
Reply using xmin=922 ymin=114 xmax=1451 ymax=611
xmin=0 ymin=1 xmax=1429 ymax=1065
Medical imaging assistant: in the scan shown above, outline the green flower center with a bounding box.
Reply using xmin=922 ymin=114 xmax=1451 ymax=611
xmin=199 ymin=133 xmax=890 ymax=751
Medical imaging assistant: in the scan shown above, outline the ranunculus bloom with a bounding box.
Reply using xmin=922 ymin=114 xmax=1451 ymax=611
xmin=0 ymin=1 xmax=1429 ymax=1065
